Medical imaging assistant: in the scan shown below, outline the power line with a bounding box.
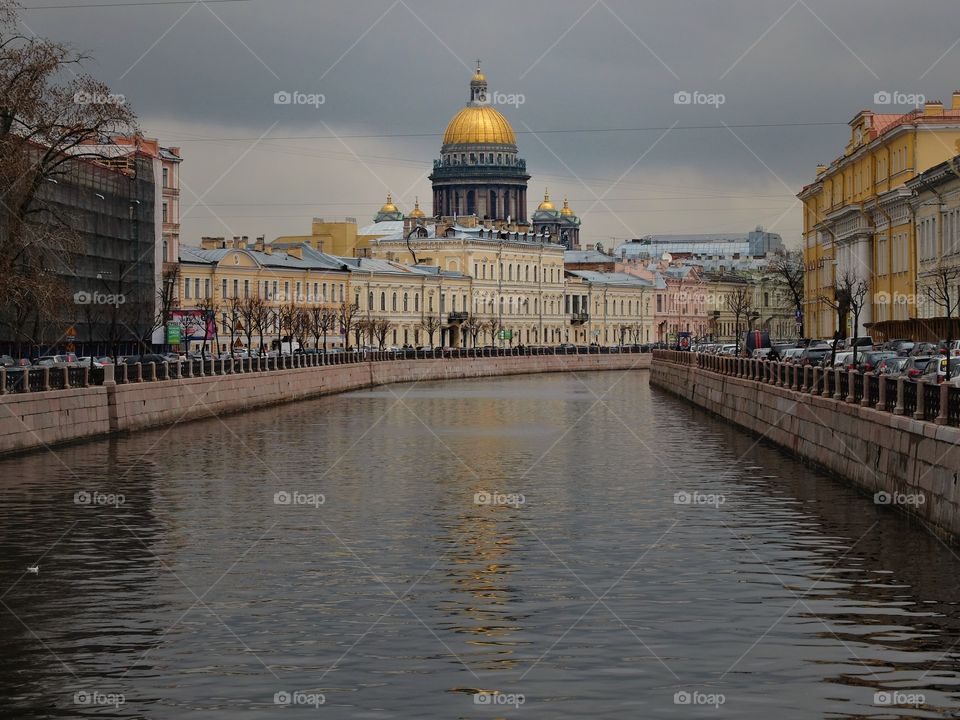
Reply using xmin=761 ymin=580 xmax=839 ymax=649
xmin=167 ymin=121 xmax=849 ymax=143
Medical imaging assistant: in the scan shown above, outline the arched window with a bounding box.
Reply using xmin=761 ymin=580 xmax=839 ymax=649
xmin=508 ymin=265 xmax=513 ymax=281
xmin=415 ymin=293 xmax=420 ymax=312
xmin=403 ymin=293 xmax=409 ymax=311
xmin=392 ymin=293 xmax=397 ymax=311
xmin=380 ymin=292 xmax=386 ymax=311
xmin=525 ymin=265 xmax=529 ymax=281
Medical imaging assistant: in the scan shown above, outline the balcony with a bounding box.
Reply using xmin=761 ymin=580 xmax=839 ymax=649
xmin=448 ymin=311 xmax=469 ymax=324
xmin=570 ymin=312 xmax=589 ymax=325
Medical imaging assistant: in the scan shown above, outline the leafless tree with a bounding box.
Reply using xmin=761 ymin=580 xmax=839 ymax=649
xmin=726 ymin=284 xmax=752 ymax=355
xmin=463 ymin=315 xmax=482 ymax=348
xmin=337 ymin=301 xmax=360 ymax=350
xmin=309 ymin=305 xmax=337 ymax=352
xmin=238 ymin=295 xmax=264 ymax=356
xmin=769 ymin=249 xmax=804 ymax=337
xmin=370 ymin=318 xmax=393 ymax=350
xmin=420 ymin=316 xmax=443 ymax=348
xmin=822 ymin=269 xmax=869 ymax=366
xmin=220 ymin=296 xmax=244 ymax=357
xmin=922 ymin=265 xmax=960 ymax=380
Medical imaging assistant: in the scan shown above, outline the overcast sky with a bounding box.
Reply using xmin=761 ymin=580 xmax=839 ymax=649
xmin=20 ymin=0 xmax=960 ymax=248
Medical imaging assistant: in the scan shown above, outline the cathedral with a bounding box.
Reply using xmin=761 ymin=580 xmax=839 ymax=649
xmin=367 ymin=64 xmax=582 ymax=249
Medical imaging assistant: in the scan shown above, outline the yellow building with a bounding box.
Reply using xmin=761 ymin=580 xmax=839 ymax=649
xmin=799 ymin=97 xmax=960 ymax=339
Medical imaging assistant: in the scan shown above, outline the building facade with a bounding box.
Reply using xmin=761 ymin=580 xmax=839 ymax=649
xmin=799 ymin=98 xmax=960 ymax=339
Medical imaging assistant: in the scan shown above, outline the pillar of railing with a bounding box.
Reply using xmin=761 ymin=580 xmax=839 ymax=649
xmin=62 ymin=367 xmax=70 ymax=389
xmin=936 ymin=383 xmax=950 ymax=425
xmin=811 ymin=367 xmax=821 ymax=395
xmin=877 ymin=374 xmax=887 ymax=411
xmin=822 ymin=366 xmax=831 ymax=397
xmin=846 ymin=369 xmax=857 ymax=403
xmin=914 ymin=380 xmax=927 ymax=420
xmin=893 ymin=377 xmax=906 ymax=415
xmin=833 ymin=368 xmax=844 ymax=400
xmin=860 ymin=373 xmax=874 ymax=407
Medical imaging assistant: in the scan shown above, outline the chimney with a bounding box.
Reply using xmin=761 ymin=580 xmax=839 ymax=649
xmin=253 ymin=235 xmax=265 ymax=252
xmin=952 ymin=92 xmax=960 ymax=111
xmin=924 ymin=100 xmax=945 ymax=117
xmin=201 ymin=236 xmax=225 ymax=250
xmin=262 ymin=243 xmax=273 ymax=255
xmin=286 ymin=246 xmax=303 ymax=260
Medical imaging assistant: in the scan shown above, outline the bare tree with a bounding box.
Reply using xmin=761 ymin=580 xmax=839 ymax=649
xmin=420 ymin=316 xmax=443 ymax=348
xmin=370 ymin=318 xmax=393 ymax=350
xmin=726 ymin=285 xmax=752 ymax=355
xmin=155 ymin=266 xmax=180 ymax=354
xmin=769 ymin=249 xmax=804 ymax=337
xmin=309 ymin=305 xmax=337 ymax=352
xmin=922 ymin=265 xmax=960 ymax=381
xmin=822 ymin=270 xmax=869 ymax=366
xmin=275 ymin=301 xmax=300 ymax=355
xmin=463 ymin=315 xmax=482 ymax=348
xmin=191 ymin=297 xmax=217 ymax=358
xmin=337 ymin=301 xmax=360 ymax=350
xmin=0 ymin=0 xmax=136 ymax=343
xmin=220 ymin=296 xmax=244 ymax=357
xmin=238 ymin=295 xmax=263 ymax=356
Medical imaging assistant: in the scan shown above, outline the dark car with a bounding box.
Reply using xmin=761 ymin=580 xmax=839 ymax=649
xmin=799 ymin=346 xmax=830 ymax=365
xmin=876 ymin=356 xmax=908 ymax=376
xmin=910 ymin=342 xmax=939 ymax=357
xmin=123 ymin=354 xmax=170 ymax=365
xmin=856 ymin=350 xmax=897 ymax=373
xmin=902 ymin=355 xmax=934 ymax=381
xmin=882 ymin=338 xmax=911 ymax=352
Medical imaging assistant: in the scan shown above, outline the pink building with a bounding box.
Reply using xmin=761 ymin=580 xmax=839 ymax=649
xmin=616 ymin=257 xmax=708 ymax=344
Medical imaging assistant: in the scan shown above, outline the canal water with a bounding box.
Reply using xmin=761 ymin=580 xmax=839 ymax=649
xmin=2 ymin=371 xmax=960 ymax=718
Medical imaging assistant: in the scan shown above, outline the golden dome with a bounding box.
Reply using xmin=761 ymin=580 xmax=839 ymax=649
xmin=380 ymin=192 xmax=398 ymax=214
xmin=408 ymin=196 xmax=425 ymax=218
xmin=560 ymin=196 xmax=574 ymax=216
xmin=537 ymin=189 xmax=555 ymax=212
xmin=443 ymin=105 xmax=516 ymax=146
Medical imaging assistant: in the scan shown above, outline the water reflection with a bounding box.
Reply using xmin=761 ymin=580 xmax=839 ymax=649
xmin=0 ymin=372 xmax=959 ymax=718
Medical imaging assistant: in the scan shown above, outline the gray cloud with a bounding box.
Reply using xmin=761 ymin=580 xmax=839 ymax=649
xmin=22 ymin=0 xmax=960 ymax=246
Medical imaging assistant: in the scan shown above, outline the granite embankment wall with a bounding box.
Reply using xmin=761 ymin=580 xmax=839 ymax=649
xmin=0 ymin=353 xmax=650 ymax=455
xmin=650 ymin=353 xmax=960 ymax=542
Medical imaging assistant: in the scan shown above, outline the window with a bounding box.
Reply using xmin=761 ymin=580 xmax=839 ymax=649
xmin=184 ymin=278 xmax=191 ymax=299
xmin=403 ymin=293 xmax=409 ymax=311
xmin=222 ymin=278 xmax=228 ymax=298
xmin=284 ymin=281 xmax=290 ymax=301
xmin=368 ymin=291 xmax=373 ymax=309
xmin=429 ymin=295 xmax=434 ymax=312
xmin=244 ymin=280 xmax=250 ymax=298
xmin=162 ymin=201 xmax=168 ymax=223
xmin=415 ymin=293 xmax=420 ymax=312
xmin=272 ymin=281 xmax=278 ymax=299
xmin=380 ymin=292 xmax=386 ymax=311
xmin=392 ymin=293 xmax=397 ymax=311
xmin=233 ymin=279 xmax=239 ymax=298
xmin=323 ymin=282 xmax=328 ymax=302
xmin=203 ymin=278 xmax=209 ymax=298
xmin=162 ymin=167 xmax=168 ymax=187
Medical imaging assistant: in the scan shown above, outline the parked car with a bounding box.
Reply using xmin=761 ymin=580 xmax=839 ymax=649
xmin=843 ymin=336 xmax=875 ymax=350
xmin=919 ymin=357 xmax=960 ymax=384
xmin=882 ymin=338 xmax=911 ymax=352
xmin=718 ymin=344 xmax=737 ymax=356
xmin=902 ymin=356 xmax=934 ymax=381
xmin=856 ymin=350 xmax=897 ymax=374
xmin=123 ymin=354 xmax=169 ymax=365
xmin=821 ymin=350 xmax=854 ymax=369
xmin=910 ymin=342 xmax=940 ymax=357
xmin=0 ymin=354 xmax=15 ymax=367
xmin=876 ymin=356 xmax=909 ymax=377
xmin=799 ymin=346 xmax=830 ymax=366
xmin=751 ymin=348 xmax=772 ymax=359
xmin=77 ymin=356 xmax=105 ymax=368
xmin=35 ymin=354 xmax=78 ymax=367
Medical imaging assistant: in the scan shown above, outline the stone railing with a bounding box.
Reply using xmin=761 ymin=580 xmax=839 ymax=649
xmin=1 ymin=345 xmax=649 ymax=395
xmin=653 ymin=350 xmax=960 ymax=427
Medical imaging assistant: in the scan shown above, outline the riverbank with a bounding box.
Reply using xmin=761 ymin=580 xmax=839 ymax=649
xmin=0 ymin=352 xmax=650 ymax=456
xmin=650 ymin=351 xmax=960 ymax=544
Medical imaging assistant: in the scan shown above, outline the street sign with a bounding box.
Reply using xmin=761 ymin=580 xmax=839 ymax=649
xmin=166 ymin=323 xmax=182 ymax=344
xmin=499 ymin=329 xmax=513 ymax=340
xmin=66 ymin=326 xmax=77 ymax=338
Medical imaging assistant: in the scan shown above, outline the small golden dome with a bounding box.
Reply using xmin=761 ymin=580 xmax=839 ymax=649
xmin=443 ymin=105 xmax=516 ymax=145
xmin=380 ymin=192 xmax=398 ymax=214
xmin=560 ymin=196 xmax=574 ymax=216
xmin=471 ymin=59 xmax=486 ymax=84
xmin=408 ymin=196 xmax=426 ymax=218
xmin=537 ymin=189 xmax=555 ymax=212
